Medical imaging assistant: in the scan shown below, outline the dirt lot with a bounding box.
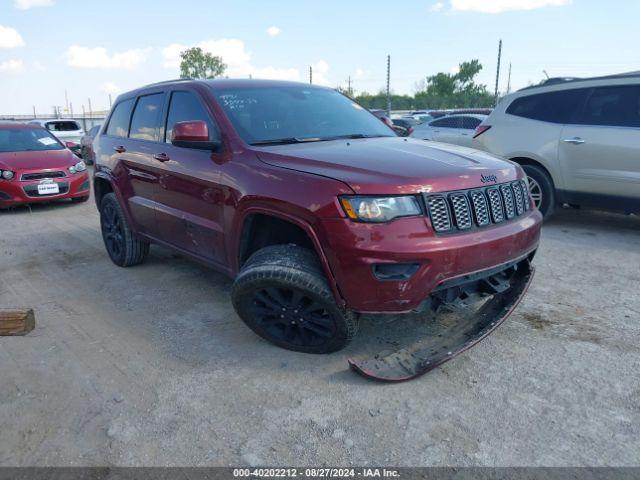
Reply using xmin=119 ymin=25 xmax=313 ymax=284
xmin=1 ymin=190 xmax=639 ymax=467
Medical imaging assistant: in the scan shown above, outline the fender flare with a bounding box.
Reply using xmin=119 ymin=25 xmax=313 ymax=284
xmin=232 ymin=206 xmax=347 ymax=309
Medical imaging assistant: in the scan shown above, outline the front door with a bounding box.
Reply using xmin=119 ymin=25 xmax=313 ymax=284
xmin=152 ymin=89 xmax=227 ymax=267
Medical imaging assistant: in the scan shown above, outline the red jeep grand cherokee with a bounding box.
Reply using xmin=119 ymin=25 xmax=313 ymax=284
xmin=0 ymin=122 xmax=90 ymax=208
xmin=93 ymin=79 xmax=542 ymax=381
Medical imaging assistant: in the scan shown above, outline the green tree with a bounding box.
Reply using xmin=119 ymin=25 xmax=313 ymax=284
xmin=179 ymin=47 xmax=227 ymax=79
xmin=415 ymin=59 xmax=494 ymax=109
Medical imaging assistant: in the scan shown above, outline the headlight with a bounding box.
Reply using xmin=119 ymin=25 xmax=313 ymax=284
xmin=70 ymin=161 xmax=86 ymax=174
xmin=1 ymin=170 xmax=15 ymax=180
xmin=339 ymin=195 xmax=422 ymax=222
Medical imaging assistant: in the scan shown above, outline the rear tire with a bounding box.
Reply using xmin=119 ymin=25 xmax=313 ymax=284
xmin=99 ymin=192 xmax=149 ymax=267
xmin=231 ymin=245 xmax=358 ymax=354
xmin=522 ymin=164 xmax=555 ymax=219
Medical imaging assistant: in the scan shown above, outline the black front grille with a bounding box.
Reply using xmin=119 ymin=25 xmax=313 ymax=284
xmin=425 ymin=181 xmax=530 ymax=234
xmin=23 ymin=182 xmax=69 ymax=198
xmin=21 ymin=171 xmax=66 ymax=181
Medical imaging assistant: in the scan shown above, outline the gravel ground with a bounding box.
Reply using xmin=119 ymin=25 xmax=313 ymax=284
xmin=0 ymin=192 xmax=638 ymax=467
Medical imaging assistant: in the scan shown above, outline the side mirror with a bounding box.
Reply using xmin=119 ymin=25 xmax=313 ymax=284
xmin=171 ymin=121 xmax=221 ymax=151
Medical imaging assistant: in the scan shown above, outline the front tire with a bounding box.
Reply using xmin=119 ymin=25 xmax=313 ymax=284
xmin=231 ymin=245 xmax=358 ymax=354
xmin=100 ymin=193 xmax=149 ymax=267
xmin=522 ymin=164 xmax=555 ymax=219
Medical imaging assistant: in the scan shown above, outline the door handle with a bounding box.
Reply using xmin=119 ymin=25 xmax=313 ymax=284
xmin=113 ymin=145 xmax=126 ymax=153
xmin=153 ymin=153 xmax=170 ymax=162
xmin=563 ymin=137 xmax=585 ymax=145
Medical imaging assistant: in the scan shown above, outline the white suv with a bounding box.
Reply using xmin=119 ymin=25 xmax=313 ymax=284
xmin=29 ymin=119 xmax=85 ymax=144
xmin=472 ymin=74 xmax=640 ymax=217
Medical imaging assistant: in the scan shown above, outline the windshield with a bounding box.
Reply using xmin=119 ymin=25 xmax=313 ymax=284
xmin=213 ymin=86 xmax=395 ymax=145
xmin=0 ymin=127 xmax=65 ymax=153
xmin=46 ymin=121 xmax=81 ymax=132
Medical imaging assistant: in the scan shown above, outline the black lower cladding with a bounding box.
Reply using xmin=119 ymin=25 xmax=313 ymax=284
xmin=0 ymin=191 xmax=10 ymax=200
xmin=349 ymin=257 xmax=535 ymax=381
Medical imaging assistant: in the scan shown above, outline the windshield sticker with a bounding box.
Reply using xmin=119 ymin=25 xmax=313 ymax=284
xmin=38 ymin=137 xmax=58 ymax=145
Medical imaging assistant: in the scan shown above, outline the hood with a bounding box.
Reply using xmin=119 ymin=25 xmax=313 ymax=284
xmin=0 ymin=149 xmax=78 ymax=172
xmin=254 ymin=137 xmax=520 ymax=194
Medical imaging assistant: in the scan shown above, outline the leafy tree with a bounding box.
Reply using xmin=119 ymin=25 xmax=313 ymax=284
xmin=415 ymin=59 xmax=493 ymax=109
xmin=179 ymin=47 xmax=227 ymax=79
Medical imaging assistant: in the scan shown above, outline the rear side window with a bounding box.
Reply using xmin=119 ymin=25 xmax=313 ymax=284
xmin=106 ymin=99 xmax=135 ymax=137
xmin=46 ymin=121 xmax=80 ymax=131
xmin=130 ymin=93 xmax=165 ymax=141
xmin=165 ymin=91 xmax=219 ymax=143
xmin=506 ymin=88 xmax=589 ymax=124
xmin=431 ymin=117 xmax=456 ymax=128
xmin=578 ymin=85 xmax=640 ymax=127
xmin=461 ymin=116 xmax=482 ymax=129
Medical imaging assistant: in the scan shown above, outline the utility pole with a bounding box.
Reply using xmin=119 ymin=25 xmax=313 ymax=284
xmin=88 ymin=98 xmax=92 ymax=118
xmin=32 ymin=106 xmax=36 ymax=118
xmin=386 ymin=55 xmax=391 ymax=116
xmin=506 ymin=62 xmax=512 ymax=94
xmin=64 ymin=89 xmax=69 ymax=114
xmin=109 ymin=94 xmax=113 ymax=108
xmin=309 ymin=65 xmax=313 ymax=84
xmin=348 ymin=76 xmax=352 ymax=97
xmin=494 ymin=39 xmax=502 ymax=106
xmin=70 ymin=102 xmax=73 ymax=117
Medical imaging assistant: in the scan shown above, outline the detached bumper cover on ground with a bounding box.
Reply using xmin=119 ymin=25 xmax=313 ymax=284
xmin=349 ymin=259 xmax=535 ymax=382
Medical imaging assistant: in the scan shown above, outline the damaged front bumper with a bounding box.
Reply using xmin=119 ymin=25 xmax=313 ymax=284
xmin=349 ymin=257 xmax=535 ymax=382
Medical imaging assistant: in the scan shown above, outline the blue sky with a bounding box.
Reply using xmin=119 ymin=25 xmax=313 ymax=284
xmin=1 ymin=0 xmax=638 ymax=114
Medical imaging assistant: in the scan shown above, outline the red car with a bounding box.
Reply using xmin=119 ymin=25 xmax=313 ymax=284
xmin=0 ymin=122 xmax=90 ymax=208
xmin=93 ymin=79 xmax=542 ymax=381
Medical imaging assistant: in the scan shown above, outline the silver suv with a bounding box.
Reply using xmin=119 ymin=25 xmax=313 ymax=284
xmin=472 ymin=73 xmax=640 ymax=217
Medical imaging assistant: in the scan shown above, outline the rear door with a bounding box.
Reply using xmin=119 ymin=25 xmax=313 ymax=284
xmin=102 ymin=94 xmax=166 ymax=237
xmin=458 ymin=116 xmax=483 ymax=146
xmin=151 ymin=89 xmax=227 ymax=266
xmin=430 ymin=116 xmax=461 ymax=144
xmin=559 ymin=85 xmax=640 ymax=200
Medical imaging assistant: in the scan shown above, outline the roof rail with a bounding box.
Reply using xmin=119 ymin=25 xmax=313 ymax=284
xmin=518 ymin=71 xmax=640 ymax=91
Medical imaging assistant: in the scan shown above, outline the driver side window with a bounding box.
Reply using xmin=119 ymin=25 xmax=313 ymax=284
xmin=165 ymin=91 xmax=220 ymax=144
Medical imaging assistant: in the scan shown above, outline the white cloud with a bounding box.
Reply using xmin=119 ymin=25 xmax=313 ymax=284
xmin=0 ymin=59 xmax=24 ymax=72
xmin=0 ymin=25 xmax=25 ymax=49
xmin=429 ymin=2 xmax=445 ymax=12
xmin=65 ymin=45 xmax=149 ymax=69
xmin=311 ymin=60 xmax=331 ymax=86
xmin=266 ymin=26 xmax=281 ymax=37
xmin=14 ymin=0 xmax=54 ymax=9
xmin=450 ymin=0 xmax=571 ymax=13
xmin=162 ymin=38 xmax=301 ymax=81
xmin=101 ymin=82 xmax=123 ymax=95
xmin=32 ymin=60 xmax=46 ymax=71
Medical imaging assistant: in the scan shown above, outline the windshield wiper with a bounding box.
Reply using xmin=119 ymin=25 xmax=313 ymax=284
xmin=250 ymin=137 xmax=323 ymax=146
xmin=319 ymin=133 xmax=389 ymax=141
